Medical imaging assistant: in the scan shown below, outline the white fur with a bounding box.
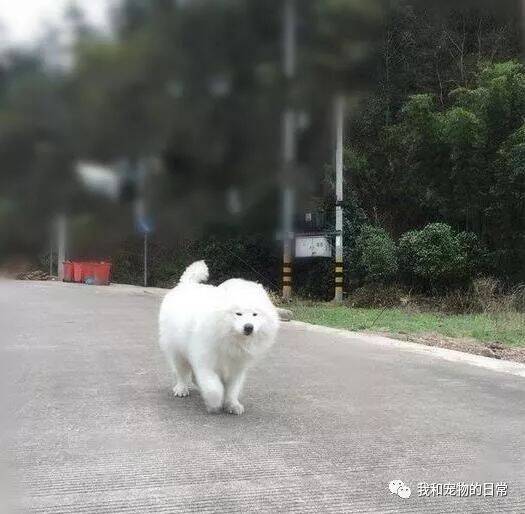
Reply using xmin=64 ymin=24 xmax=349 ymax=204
xmin=159 ymin=261 xmax=280 ymax=415
xmin=178 ymin=260 xmax=209 ymax=285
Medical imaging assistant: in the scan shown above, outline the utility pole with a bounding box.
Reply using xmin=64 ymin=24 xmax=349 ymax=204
xmin=135 ymin=193 xmax=150 ymax=288
xmin=143 ymin=231 xmax=148 ymax=287
xmin=281 ymin=0 xmax=297 ymax=301
xmin=133 ymin=159 xmax=152 ymax=288
xmin=522 ymin=0 xmax=525 ymax=64
xmin=49 ymin=229 xmax=54 ymax=277
xmin=334 ymin=94 xmax=345 ymax=303
xmin=57 ymin=214 xmax=67 ymax=281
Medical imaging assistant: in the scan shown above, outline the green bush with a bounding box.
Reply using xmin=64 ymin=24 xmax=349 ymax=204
xmin=293 ymin=258 xmax=334 ymax=301
xmin=111 ymin=234 xmax=281 ymax=291
xmin=353 ymin=225 xmax=398 ymax=282
xmin=398 ymin=223 xmax=479 ymax=288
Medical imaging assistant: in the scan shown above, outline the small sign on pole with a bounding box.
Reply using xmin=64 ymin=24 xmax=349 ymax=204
xmin=295 ymin=235 xmax=332 ymax=258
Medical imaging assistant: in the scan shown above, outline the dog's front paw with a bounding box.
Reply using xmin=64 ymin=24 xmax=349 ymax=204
xmin=224 ymin=401 xmax=245 ymax=416
xmin=173 ymin=384 xmax=190 ymax=397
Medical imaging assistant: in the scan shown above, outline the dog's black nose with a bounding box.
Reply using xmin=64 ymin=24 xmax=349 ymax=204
xmin=243 ymin=323 xmax=254 ymax=335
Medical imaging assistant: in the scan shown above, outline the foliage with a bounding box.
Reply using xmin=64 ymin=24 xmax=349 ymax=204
xmin=398 ymin=223 xmax=479 ymax=287
xmin=293 ymin=258 xmax=335 ymax=301
xmin=2 ymin=0 xmax=524 ymax=296
xmin=347 ymin=57 xmax=525 ymax=283
xmin=353 ymin=225 xmax=398 ymax=282
xmin=111 ymin=233 xmax=280 ymax=291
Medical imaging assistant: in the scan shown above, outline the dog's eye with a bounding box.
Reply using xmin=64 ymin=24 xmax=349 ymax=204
xmin=252 ymin=313 xmax=258 ymax=317
xmin=236 ymin=312 xmax=242 ymax=316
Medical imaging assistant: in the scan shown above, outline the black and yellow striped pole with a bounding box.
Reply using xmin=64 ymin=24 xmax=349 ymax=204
xmin=281 ymin=0 xmax=296 ymax=301
xmin=282 ymin=258 xmax=292 ymax=300
xmin=333 ymin=94 xmax=345 ymax=303
xmin=335 ymin=255 xmax=344 ymax=302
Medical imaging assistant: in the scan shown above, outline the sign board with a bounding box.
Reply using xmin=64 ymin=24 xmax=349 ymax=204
xmin=295 ymin=236 xmax=332 ymax=258
xmin=137 ymin=216 xmax=153 ymax=234
xmin=134 ymin=199 xmax=153 ymax=234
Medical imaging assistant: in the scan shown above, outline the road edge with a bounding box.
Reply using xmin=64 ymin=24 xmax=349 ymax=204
xmin=290 ymin=320 xmax=525 ymax=379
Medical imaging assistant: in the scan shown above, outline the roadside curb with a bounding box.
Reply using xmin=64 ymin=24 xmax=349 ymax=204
xmin=109 ymin=283 xmax=294 ymax=322
xmin=290 ymin=320 xmax=525 ymax=379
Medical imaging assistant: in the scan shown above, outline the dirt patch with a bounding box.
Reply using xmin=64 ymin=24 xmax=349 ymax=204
xmin=375 ymin=331 xmax=525 ymax=364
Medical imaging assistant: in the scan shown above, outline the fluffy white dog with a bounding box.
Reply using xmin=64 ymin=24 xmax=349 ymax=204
xmin=159 ymin=261 xmax=280 ymax=415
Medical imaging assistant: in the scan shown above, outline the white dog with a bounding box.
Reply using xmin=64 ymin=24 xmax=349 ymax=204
xmin=159 ymin=261 xmax=280 ymax=415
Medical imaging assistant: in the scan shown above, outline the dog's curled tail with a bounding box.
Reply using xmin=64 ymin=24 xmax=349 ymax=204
xmin=179 ymin=260 xmax=209 ymax=285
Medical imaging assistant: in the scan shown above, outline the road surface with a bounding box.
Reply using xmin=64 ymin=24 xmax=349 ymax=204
xmin=2 ymin=280 xmax=524 ymax=513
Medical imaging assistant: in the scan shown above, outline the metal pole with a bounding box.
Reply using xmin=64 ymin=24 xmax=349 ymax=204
xmin=283 ymin=0 xmax=296 ymax=78
xmin=522 ymin=0 xmax=525 ymax=57
xmin=144 ymin=232 xmax=148 ymax=287
xmin=57 ymin=214 xmax=67 ymax=281
xmin=281 ymin=0 xmax=296 ymax=301
xmin=334 ymin=94 xmax=345 ymax=303
xmin=49 ymin=228 xmax=53 ymax=277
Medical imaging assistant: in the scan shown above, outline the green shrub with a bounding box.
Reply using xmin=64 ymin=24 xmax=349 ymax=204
xmin=353 ymin=225 xmax=398 ymax=282
xmin=111 ymin=234 xmax=281 ymax=291
xmin=398 ymin=223 xmax=479 ymax=288
xmin=293 ymin=258 xmax=334 ymax=301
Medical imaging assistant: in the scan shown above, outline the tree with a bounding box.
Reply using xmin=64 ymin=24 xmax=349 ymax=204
xmin=346 ymin=59 xmax=525 ymax=282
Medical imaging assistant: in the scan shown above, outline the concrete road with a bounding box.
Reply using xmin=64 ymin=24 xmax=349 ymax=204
xmin=2 ymin=280 xmax=524 ymax=513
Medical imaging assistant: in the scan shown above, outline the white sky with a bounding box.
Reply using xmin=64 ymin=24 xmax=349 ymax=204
xmin=0 ymin=0 xmax=114 ymax=46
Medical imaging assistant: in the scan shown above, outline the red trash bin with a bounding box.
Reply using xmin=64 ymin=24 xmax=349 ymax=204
xmin=93 ymin=262 xmax=111 ymax=285
xmin=73 ymin=261 xmax=84 ymax=283
xmin=63 ymin=261 xmax=74 ymax=282
xmin=82 ymin=262 xmax=96 ymax=284
xmin=72 ymin=261 xmax=111 ymax=285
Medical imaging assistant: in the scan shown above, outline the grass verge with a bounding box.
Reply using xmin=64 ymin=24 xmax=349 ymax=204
xmin=290 ymin=303 xmax=525 ymax=348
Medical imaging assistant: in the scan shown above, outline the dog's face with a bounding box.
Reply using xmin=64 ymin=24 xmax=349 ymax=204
xmin=230 ymin=307 xmax=266 ymax=337
xmin=219 ymin=280 xmax=279 ymax=343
